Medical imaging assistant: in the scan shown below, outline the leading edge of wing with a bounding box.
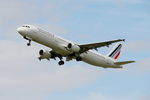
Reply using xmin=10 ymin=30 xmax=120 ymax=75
xmin=79 ymin=39 xmax=125 ymax=53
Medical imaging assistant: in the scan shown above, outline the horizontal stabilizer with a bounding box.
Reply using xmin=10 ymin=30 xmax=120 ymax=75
xmin=114 ymin=61 xmax=135 ymax=65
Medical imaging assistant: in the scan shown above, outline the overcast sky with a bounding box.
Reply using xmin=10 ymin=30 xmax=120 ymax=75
xmin=0 ymin=0 xmax=150 ymax=100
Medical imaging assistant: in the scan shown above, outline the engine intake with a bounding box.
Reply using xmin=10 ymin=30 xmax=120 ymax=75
xmin=68 ymin=43 xmax=72 ymax=48
xmin=67 ymin=43 xmax=80 ymax=52
xmin=39 ymin=50 xmax=52 ymax=60
xmin=39 ymin=50 xmax=44 ymax=55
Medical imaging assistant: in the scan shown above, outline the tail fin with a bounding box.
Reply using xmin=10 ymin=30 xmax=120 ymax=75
xmin=107 ymin=43 xmax=122 ymax=60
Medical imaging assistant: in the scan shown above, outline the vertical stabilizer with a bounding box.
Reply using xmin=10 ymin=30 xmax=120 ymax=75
xmin=107 ymin=44 xmax=122 ymax=60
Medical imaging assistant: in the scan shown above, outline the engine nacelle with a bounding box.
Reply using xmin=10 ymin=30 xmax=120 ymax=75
xmin=39 ymin=50 xmax=52 ymax=60
xmin=67 ymin=43 xmax=80 ymax=52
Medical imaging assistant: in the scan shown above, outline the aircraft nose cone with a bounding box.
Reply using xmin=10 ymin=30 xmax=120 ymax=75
xmin=17 ymin=27 xmax=23 ymax=33
xmin=17 ymin=27 xmax=26 ymax=36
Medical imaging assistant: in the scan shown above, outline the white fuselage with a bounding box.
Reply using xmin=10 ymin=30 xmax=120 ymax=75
xmin=17 ymin=25 xmax=122 ymax=68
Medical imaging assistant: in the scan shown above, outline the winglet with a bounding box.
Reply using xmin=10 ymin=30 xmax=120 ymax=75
xmin=119 ymin=39 xmax=125 ymax=42
xmin=122 ymin=39 xmax=125 ymax=42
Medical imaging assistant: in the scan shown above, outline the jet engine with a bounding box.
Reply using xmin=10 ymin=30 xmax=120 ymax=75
xmin=38 ymin=50 xmax=52 ymax=60
xmin=67 ymin=43 xmax=80 ymax=52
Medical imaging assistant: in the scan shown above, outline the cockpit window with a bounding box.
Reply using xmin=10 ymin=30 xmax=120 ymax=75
xmin=22 ymin=25 xmax=30 ymax=28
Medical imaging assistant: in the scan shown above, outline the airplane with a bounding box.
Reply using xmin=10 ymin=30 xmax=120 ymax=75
xmin=17 ymin=25 xmax=135 ymax=68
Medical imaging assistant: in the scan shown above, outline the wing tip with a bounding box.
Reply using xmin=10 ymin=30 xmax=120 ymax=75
xmin=119 ymin=39 xmax=125 ymax=42
xmin=122 ymin=39 xmax=125 ymax=42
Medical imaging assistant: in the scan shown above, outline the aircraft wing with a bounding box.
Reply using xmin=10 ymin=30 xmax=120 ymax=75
xmin=79 ymin=39 xmax=125 ymax=53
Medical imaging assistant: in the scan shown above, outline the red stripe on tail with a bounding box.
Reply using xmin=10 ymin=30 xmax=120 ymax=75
xmin=114 ymin=51 xmax=121 ymax=60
